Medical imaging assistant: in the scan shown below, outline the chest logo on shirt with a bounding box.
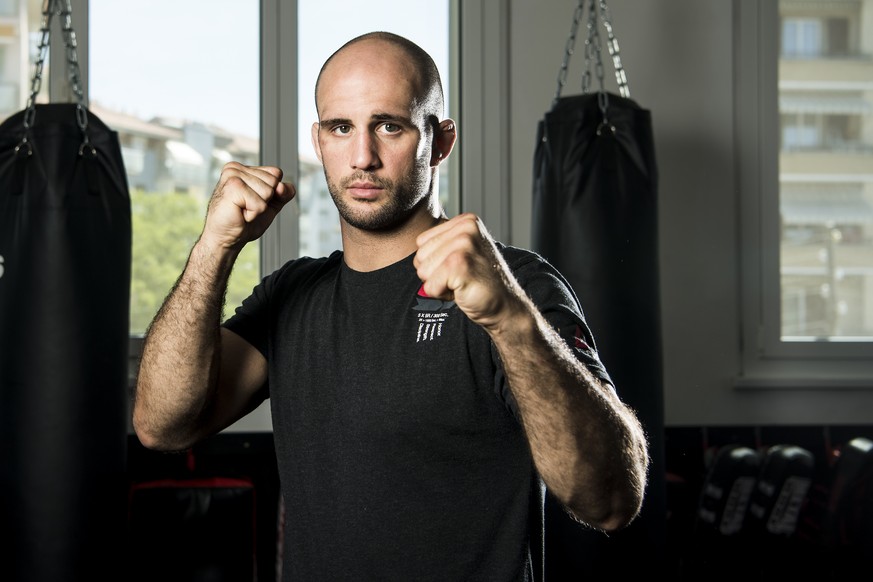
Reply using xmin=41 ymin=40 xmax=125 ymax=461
xmin=412 ymin=284 xmax=456 ymax=342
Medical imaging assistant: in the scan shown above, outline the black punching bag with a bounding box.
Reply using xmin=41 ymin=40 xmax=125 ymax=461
xmin=532 ymin=92 xmax=666 ymax=575
xmin=0 ymin=102 xmax=131 ymax=581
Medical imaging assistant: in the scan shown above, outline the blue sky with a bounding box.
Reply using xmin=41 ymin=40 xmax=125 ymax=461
xmin=89 ymin=0 xmax=449 ymax=154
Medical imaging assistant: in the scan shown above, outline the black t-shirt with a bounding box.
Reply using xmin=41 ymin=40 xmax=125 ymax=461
xmin=223 ymin=244 xmax=611 ymax=581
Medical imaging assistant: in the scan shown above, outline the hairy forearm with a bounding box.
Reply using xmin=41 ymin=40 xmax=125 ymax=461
xmin=133 ymin=239 xmax=238 ymax=451
xmin=489 ymin=296 xmax=649 ymax=532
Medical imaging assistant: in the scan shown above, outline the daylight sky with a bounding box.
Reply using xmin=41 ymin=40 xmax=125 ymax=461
xmin=89 ymin=0 xmax=449 ymax=155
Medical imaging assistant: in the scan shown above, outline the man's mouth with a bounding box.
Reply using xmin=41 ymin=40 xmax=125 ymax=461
xmin=346 ymin=181 xmax=385 ymax=199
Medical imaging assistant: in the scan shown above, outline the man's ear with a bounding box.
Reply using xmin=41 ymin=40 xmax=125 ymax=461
xmin=311 ymin=122 xmax=323 ymax=163
xmin=430 ymin=118 xmax=457 ymax=166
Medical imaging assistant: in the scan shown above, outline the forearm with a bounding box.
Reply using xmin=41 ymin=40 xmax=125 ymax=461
xmin=489 ymin=295 xmax=649 ymax=532
xmin=412 ymin=214 xmax=649 ymax=528
xmin=133 ymin=239 xmax=238 ymax=451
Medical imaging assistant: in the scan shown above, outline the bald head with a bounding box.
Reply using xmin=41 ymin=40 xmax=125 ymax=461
xmin=314 ymin=32 xmax=445 ymax=123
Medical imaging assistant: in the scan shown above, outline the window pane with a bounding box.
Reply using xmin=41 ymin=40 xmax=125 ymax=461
xmin=297 ymin=0 xmax=451 ymax=258
xmin=782 ymin=18 xmax=822 ymax=57
xmin=778 ymin=0 xmax=873 ymax=341
xmin=89 ymin=0 xmax=260 ymax=336
xmin=0 ymin=0 xmax=46 ymax=119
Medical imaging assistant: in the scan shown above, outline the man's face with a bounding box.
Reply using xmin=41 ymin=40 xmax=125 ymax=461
xmin=311 ymin=41 xmax=436 ymax=232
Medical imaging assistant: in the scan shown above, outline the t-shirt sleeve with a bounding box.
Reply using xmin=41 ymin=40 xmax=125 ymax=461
xmin=492 ymin=247 xmax=615 ymax=418
xmin=222 ymin=254 xmax=336 ymax=359
xmin=222 ymin=267 xmax=278 ymax=359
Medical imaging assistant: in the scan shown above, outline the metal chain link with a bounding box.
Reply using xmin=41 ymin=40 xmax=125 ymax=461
xmin=58 ymin=0 xmax=93 ymax=154
xmin=549 ymin=0 xmax=628 ymax=135
xmin=582 ymin=0 xmax=612 ymax=130
xmin=16 ymin=0 xmax=53 ymax=155
xmin=599 ymin=0 xmax=630 ymax=98
xmin=551 ymin=0 xmax=586 ymax=109
xmin=582 ymin=0 xmax=605 ymax=96
xmin=16 ymin=0 xmax=93 ymax=157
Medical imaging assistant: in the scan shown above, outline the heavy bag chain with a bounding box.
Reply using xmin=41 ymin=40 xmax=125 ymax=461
xmin=552 ymin=0 xmax=629 ymax=134
xmin=16 ymin=0 xmax=93 ymax=157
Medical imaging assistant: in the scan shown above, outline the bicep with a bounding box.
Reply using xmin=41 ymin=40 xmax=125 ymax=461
xmin=209 ymin=327 xmax=268 ymax=430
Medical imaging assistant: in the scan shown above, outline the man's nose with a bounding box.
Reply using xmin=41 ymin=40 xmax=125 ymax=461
xmin=351 ymin=132 xmax=380 ymax=171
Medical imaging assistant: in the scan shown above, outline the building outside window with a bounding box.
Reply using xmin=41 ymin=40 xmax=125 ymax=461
xmin=778 ymin=0 xmax=873 ymax=341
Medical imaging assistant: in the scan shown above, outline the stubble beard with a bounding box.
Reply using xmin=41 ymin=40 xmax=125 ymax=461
xmin=325 ymin=162 xmax=432 ymax=232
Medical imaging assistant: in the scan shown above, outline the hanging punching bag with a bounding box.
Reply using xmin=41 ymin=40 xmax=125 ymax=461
xmin=0 ymin=3 xmax=131 ymax=581
xmin=531 ymin=0 xmax=666 ymax=575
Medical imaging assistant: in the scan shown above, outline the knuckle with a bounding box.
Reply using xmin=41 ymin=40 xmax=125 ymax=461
xmin=224 ymin=175 xmax=246 ymax=190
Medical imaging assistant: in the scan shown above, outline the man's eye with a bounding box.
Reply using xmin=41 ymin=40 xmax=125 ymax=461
xmin=333 ymin=125 xmax=352 ymax=135
xmin=381 ymin=123 xmax=401 ymax=134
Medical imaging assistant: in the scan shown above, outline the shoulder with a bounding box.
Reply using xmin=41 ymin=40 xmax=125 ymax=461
xmin=495 ymin=243 xmax=565 ymax=287
xmin=495 ymin=243 xmax=547 ymax=272
xmin=495 ymin=243 xmax=581 ymax=310
xmin=235 ymin=251 xmax=343 ymax=309
xmin=222 ymin=251 xmax=343 ymax=335
xmin=266 ymin=250 xmax=343 ymax=288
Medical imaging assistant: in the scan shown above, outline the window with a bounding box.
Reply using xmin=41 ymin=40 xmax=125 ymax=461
xmin=777 ymin=0 xmax=873 ymax=342
xmin=782 ymin=18 xmax=822 ymax=58
xmin=737 ymin=0 xmax=873 ymax=386
xmin=0 ymin=0 xmax=45 ymax=120
xmin=88 ymin=0 xmax=261 ymax=336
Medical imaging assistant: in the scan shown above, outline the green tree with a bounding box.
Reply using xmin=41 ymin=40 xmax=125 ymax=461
xmin=130 ymin=190 xmax=260 ymax=335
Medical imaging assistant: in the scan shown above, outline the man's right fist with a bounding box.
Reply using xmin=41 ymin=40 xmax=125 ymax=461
xmin=202 ymin=162 xmax=296 ymax=251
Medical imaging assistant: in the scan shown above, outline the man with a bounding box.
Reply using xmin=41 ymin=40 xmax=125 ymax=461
xmin=134 ymin=31 xmax=649 ymax=581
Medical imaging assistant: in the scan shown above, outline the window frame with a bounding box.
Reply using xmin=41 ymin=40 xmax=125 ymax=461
xmin=735 ymin=0 xmax=873 ymax=389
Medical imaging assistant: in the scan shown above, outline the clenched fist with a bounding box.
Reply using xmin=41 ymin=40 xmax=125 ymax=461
xmin=414 ymin=213 xmax=526 ymax=331
xmin=202 ymin=162 xmax=296 ymax=251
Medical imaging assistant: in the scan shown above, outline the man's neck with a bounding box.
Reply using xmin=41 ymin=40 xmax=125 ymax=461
xmin=341 ymin=209 xmax=446 ymax=272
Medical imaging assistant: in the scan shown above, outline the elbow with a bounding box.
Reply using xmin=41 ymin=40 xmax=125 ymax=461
xmin=132 ymin=415 xmax=171 ymax=451
xmin=597 ymin=513 xmax=640 ymax=535
xmin=556 ymin=456 xmax=649 ymax=533
xmin=131 ymin=399 xmax=160 ymax=450
xmin=562 ymin=487 xmax=645 ymax=533
xmin=131 ymin=406 xmax=196 ymax=453
xmin=131 ymin=404 xmax=153 ymax=448
xmin=594 ymin=493 xmax=645 ymax=533
xmin=133 ymin=422 xmax=196 ymax=453
xmin=132 ymin=426 xmax=162 ymax=451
